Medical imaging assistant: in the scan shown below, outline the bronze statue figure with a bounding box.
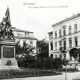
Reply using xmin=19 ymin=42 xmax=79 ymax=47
xmin=0 ymin=7 xmax=14 ymax=40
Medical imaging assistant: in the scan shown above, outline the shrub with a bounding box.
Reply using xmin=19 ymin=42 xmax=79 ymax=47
xmin=0 ymin=69 xmax=61 ymax=79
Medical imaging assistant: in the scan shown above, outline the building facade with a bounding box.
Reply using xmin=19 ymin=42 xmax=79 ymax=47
xmin=11 ymin=27 xmax=37 ymax=56
xmin=48 ymin=13 xmax=80 ymax=68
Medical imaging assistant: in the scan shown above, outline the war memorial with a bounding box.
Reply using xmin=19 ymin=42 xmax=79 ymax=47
xmin=0 ymin=7 xmax=62 ymax=79
xmin=0 ymin=5 xmax=80 ymax=80
xmin=0 ymin=7 xmax=18 ymax=69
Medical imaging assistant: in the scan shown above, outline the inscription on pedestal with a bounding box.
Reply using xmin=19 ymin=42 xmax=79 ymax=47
xmin=3 ymin=47 xmax=14 ymax=58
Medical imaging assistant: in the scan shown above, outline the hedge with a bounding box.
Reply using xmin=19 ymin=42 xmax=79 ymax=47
xmin=0 ymin=69 xmax=61 ymax=79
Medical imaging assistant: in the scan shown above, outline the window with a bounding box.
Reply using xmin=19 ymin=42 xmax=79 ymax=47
xmin=55 ymin=42 xmax=57 ymax=50
xmin=55 ymin=31 xmax=57 ymax=38
xmin=69 ymin=26 xmax=71 ymax=35
xmin=63 ymin=27 xmax=66 ymax=36
xmin=55 ymin=55 xmax=57 ymax=58
xmin=69 ymin=38 xmax=72 ymax=48
xmin=50 ymin=54 xmax=53 ymax=58
xmin=60 ymin=54 xmax=62 ymax=59
xmin=76 ymin=64 xmax=78 ymax=66
xmin=59 ymin=41 xmax=62 ymax=48
xmin=30 ymin=41 xmax=33 ymax=46
xmin=74 ymin=24 xmax=77 ymax=33
xmin=59 ymin=30 xmax=61 ymax=37
xmin=63 ymin=40 xmax=66 ymax=50
xmin=64 ymin=54 xmax=66 ymax=59
xmin=50 ymin=42 xmax=53 ymax=50
xmin=74 ymin=37 xmax=78 ymax=47
xmin=70 ymin=64 xmax=72 ymax=66
xmin=49 ymin=32 xmax=53 ymax=40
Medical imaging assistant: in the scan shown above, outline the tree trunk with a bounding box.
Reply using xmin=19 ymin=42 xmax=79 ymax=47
xmin=75 ymin=58 xmax=76 ymax=69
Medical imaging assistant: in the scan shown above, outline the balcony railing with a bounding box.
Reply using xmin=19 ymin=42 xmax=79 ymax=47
xmin=59 ymin=47 xmax=66 ymax=53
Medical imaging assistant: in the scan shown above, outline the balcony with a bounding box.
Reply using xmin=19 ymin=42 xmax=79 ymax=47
xmin=48 ymin=31 xmax=53 ymax=40
xmin=59 ymin=47 xmax=66 ymax=53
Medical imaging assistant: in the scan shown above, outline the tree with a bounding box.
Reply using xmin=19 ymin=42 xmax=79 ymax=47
xmin=21 ymin=41 xmax=34 ymax=56
xmin=36 ymin=40 xmax=49 ymax=69
xmin=69 ymin=48 xmax=79 ymax=60
xmin=69 ymin=48 xmax=79 ymax=68
xmin=37 ymin=39 xmax=49 ymax=59
xmin=53 ymin=58 xmax=63 ymax=69
xmin=16 ymin=41 xmax=34 ymax=56
xmin=16 ymin=41 xmax=22 ymax=55
xmin=16 ymin=41 xmax=35 ymax=68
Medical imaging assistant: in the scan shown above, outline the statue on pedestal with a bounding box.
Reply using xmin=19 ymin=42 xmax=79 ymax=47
xmin=0 ymin=7 xmax=18 ymax=69
xmin=0 ymin=7 xmax=14 ymax=40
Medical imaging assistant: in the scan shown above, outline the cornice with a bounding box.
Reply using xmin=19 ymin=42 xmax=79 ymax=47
xmin=52 ymin=13 xmax=80 ymax=27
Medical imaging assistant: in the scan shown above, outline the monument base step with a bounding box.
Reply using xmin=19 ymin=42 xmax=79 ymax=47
xmin=0 ymin=66 xmax=19 ymax=70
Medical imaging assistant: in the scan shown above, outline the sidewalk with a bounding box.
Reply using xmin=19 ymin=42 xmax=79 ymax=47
xmin=2 ymin=72 xmax=80 ymax=80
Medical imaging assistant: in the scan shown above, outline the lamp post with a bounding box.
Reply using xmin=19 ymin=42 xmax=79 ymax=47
xmin=60 ymin=47 xmax=67 ymax=80
xmin=65 ymin=56 xmax=67 ymax=80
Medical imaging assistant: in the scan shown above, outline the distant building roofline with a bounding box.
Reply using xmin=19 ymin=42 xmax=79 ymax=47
xmin=52 ymin=13 xmax=80 ymax=27
xmin=11 ymin=27 xmax=33 ymax=33
xmin=14 ymin=36 xmax=37 ymax=40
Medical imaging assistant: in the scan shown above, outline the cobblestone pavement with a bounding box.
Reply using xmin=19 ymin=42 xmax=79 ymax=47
xmin=2 ymin=72 xmax=80 ymax=80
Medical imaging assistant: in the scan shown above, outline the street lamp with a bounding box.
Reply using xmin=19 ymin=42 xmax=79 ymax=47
xmin=65 ymin=56 xmax=67 ymax=80
xmin=60 ymin=47 xmax=67 ymax=80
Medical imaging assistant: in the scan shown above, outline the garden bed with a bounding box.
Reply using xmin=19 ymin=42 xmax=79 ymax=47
xmin=0 ymin=69 xmax=62 ymax=79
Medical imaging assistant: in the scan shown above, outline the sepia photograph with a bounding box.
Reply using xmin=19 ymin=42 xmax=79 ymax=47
xmin=0 ymin=0 xmax=80 ymax=80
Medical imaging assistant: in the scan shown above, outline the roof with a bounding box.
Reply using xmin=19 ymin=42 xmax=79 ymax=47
xmin=14 ymin=36 xmax=37 ymax=40
xmin=48 ymin=31 xmax=53 ymax=34
xmin=11 ymin=27 xmax=33 ymax=33
xmin=52 ymin=13 xmax=80 ymax=27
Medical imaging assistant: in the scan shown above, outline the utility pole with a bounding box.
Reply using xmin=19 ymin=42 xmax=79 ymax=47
xmin=65 ymin=62 xmax=67 ymax=80
xmin=65 ymin=53 xmax=67 ymax=80
xmin=60 ymin=47 xmax=67 ymax=80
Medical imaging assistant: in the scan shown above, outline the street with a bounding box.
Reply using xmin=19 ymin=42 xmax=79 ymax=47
xmin=2 ymin=72 xmax=80 ymax=80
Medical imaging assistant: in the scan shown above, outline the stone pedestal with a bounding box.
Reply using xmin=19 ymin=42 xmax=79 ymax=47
xmin=0 ymin=40 xmax=18 ymax=69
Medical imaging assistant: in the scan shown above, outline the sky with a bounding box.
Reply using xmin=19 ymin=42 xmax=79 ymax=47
xmin=0 ymin=0 xmax=80 ymax=40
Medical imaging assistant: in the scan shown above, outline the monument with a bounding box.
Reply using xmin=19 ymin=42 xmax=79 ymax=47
xmin=0 ymin=7 xmax=18 ymax=69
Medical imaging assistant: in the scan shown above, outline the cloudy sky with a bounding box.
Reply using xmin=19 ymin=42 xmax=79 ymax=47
xmin=0 ymin=0 xmax=80 ymax=40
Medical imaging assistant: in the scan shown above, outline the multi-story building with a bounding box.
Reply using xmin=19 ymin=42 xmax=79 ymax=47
xmin=11 ymin=27 xmax=37 ymax=56
xmin=48 ymin=13 xmax=80 ymax=68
